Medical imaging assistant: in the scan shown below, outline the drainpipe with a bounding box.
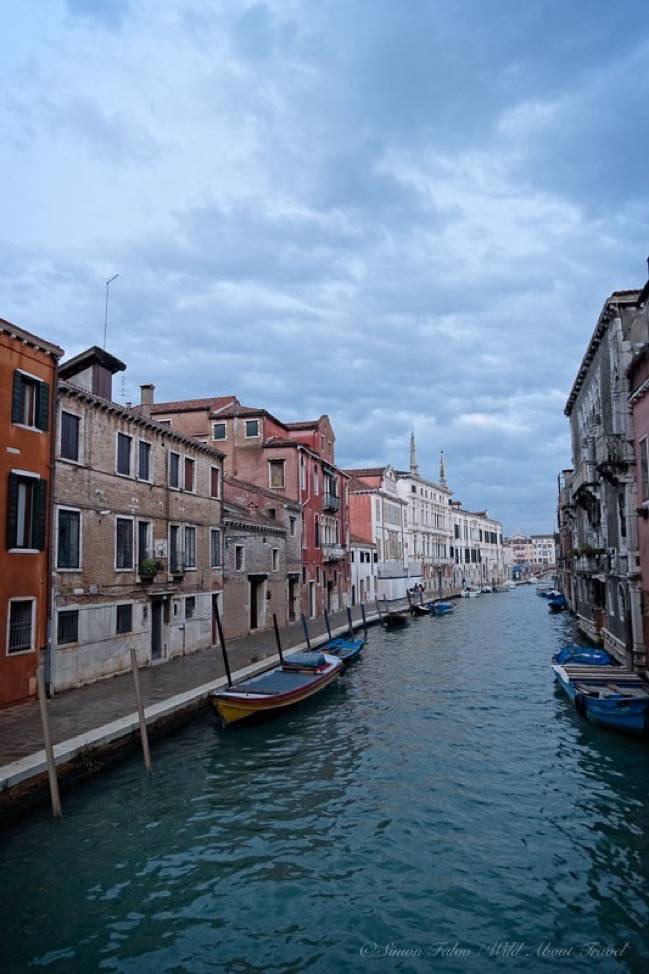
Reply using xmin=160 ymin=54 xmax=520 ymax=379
xmin=46 ymin=361 xmax=60 ymax=696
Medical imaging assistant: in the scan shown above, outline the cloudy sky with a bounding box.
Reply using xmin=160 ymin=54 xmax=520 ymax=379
xmin=2 ymin=0 xmax=648 ymax=533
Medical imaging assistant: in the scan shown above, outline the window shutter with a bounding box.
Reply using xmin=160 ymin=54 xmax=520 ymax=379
xmin=6 ymin=474 xmax=19 ymax=549
xmin=37 ymin=381 xmax=50 ymax=431
xmin=11 ymin=372 xmax=24 ymax=424
xmin=32 ymin=479 xmax=47 ymax=550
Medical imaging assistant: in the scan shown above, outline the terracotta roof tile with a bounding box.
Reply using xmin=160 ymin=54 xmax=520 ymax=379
xmin=146 ymin=395 xmax=237 ymax=414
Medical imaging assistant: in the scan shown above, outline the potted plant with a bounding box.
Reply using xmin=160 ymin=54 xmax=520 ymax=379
xmin=139 ymin=557 xmax=158 ymax=581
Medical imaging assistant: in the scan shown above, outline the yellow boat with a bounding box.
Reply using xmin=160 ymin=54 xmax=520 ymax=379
xmin=211 ymin=651 xmax=342 ymax=726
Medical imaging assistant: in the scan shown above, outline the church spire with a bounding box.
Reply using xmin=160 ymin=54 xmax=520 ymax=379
xmin=409 ymin=430 xmax=418 ymax=475
xmin=439 ymin=449 xmax=447 ymax=486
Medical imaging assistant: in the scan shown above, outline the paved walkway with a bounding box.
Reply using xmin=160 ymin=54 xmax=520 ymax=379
xmin=0 ymin=605 xmax=382 ymax=767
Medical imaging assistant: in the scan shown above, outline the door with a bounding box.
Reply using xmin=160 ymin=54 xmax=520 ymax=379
xmin=250 ymin=579 xmax=258 ymax=630
xmin=151 ymin=598 xmax=163 ymax=660
xmin=288 ymin=577 xmax=297 ymax=622
xmin=308 ymin=580 xmax=315 ymax=618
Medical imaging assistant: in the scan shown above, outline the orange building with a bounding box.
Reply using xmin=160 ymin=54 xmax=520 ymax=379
xmin=1 ymin=319 xmax=63 ymax=706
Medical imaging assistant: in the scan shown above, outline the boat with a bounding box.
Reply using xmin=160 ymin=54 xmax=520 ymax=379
xmin=552 ymin=664 xmax=649 ymax=735
xmin=461 ymin=587 xmax=480 ymax=598
xmin=536 ymin=584 xmax=554 ymax=597
xmin=547 ymin=593 xmax=568 ymax=612
xmin=211 ymin=651 xmax=342 ymax=726
xmin=552 ymin=645 xmax=617 ymax=666
xmin=481 ymin=585 xmax=493 ymax=594
xmin=410 ymin=603 xmax=432 ymax=617
xmin=383 ymin=611 xmax=410 ymax=628
xmin=430 ymin=601 xmax=454 ymax=616
xmin=323 ymin=634 xmax=366 ymax=665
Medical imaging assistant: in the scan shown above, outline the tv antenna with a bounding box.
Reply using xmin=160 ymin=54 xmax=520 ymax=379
xmin=103 ymin=273 xmax=119 ymax=349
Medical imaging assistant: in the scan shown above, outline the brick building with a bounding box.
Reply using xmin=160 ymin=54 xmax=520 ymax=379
xmin=137 ymin=390 xmax=350 ymax=618
xmin=1 ymin=318 xmax=63 ymax=706
xmin=222 ymin=476 xmax=302 ymax=638
xmin=51 ymin=348 xmax=224 ymax=691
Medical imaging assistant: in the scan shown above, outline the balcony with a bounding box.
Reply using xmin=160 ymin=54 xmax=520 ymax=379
xmin=323 ymin=491 xmax=340 ymax=512
xmin=322 ymin=543 xmax=345 ymax=562
xmin=575 ymin=550 xmax=607 ymax=575
xmin=595 ymin=433 xmax=634 ymax=470
xmin=571 ymin=459 xmax=596 ymax=495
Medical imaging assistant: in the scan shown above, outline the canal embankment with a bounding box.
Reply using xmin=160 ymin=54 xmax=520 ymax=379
xmin=0 ymin=602 xmax=395 ymax=822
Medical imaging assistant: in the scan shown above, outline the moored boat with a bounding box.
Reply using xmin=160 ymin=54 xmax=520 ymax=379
xmin=548 ymin=593 xmax=568 ymax=612
xmin=552 ymin=664 xmax=649 ymax=735
xmin=411 ymin=603 xmax=431 ymax=617
xmin=383 ymin=611 xmax=410 ymax=628
xmin=211 ymin=651 xmax=342 ymax=726
xmin=430 ymin=601 xmax=454 ymax=616
xmin=323 ymin=635 xmax=365 ymax=665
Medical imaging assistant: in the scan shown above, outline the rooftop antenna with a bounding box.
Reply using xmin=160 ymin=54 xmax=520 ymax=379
xmin=103 ymin=273 xmax=119 ymax=349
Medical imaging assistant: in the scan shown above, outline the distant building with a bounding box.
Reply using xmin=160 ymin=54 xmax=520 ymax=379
xmin=349 ymin=537 xmax=377 ymax=606
xmin=451 ymin=505 xmax=505 ymax=589
xmin=1 ymin=318 xmax=63 ymax=705
xmin=51 ymin=349 xmax=224 ymax=691
xmin=530 ymin=534 xmax=556 ymax=568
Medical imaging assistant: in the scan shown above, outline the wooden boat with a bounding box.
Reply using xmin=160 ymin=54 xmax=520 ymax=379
xmin=383 ymin=611 xmax=410 ymax=628
xmin=548 ymin=593 xmax=568 ymax=612
xmin=430 ymin=601 xmax=454 ymax=616
xmin=323 ymin=635 xmax=365 ymax=665
xmin=211 ymin=651 xmax=342 ymax=726
xmin=461 ymin=587 xmax=480 ymax=598
xmin=536 ymin=584 xmax=553 ymax=597
xmin=552 ymin=664 xmax=649 ymax=735
xmin=410 ymin=603 xmax=431 ymax=617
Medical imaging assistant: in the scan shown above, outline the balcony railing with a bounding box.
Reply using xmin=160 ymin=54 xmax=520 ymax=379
xmin=323 ymin=491 xmax=340 ymax=512
xmin=571 ymin=459 xmax=596 ymax=494
xmin=595 ymin=433 xmax=634 ymax=469
xmin=169 ymin=550 xmax=186 ymax=575
xmin=322 ymin=543 xmax=345 ymax=562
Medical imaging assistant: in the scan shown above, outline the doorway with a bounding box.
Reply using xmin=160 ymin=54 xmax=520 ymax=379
xmin=288 ymin=576 xmax=298 ymax=622
xmin=151 ymin=597 xmax=164 ymax=660
xmin=249 ymin=575 xmax=267 ymax=631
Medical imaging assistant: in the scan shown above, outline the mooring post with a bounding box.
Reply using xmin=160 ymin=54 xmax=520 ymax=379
xmin=37 ymin=663 xmax=62 ymax=818
xmin=346 ymin=605 xmax=354 ymax=637
xmin=130 ymin=646 xmax=152 ymax=770
xmin=323 ymin=609 xmax=333 ymax=641
xmin=406 ymin=589 xmax=412 ymax=613
xmin=272 ymin=613 xmax=285 ymax=665
xmin=361 ymin=601 xmax=368 ymax=633
xmin=301 ymin=613 xmax=312 ymax=651
xmin=214 ymin=597 xmax=232 ymax=687
xmin=376 ymin=598 xmax=383 ymax=622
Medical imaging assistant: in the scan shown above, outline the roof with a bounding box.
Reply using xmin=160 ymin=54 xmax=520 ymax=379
xmin=147 ymin=396 xmax=236 ymax=415
xmin=344 ymin=467 xmax=386 ymax=478
xmin=59 ymin=345 xmax=126 ymax=379
xmin=59 ymin=380 xmax=225 ymax=459
xmin=0 ymin=317 xmax=64 ymax=359
xmin=565 ymin=290 xmax=642 ymax=416
xmin=284 ymin=416 xmax=330 ymax=431
xmin=223 ymin=500 xmax=286 ymax=532
xmin=350 ymin=535 xmax=376 ymax=546
xmin=224 ymin=475 xmax=301 ymax=510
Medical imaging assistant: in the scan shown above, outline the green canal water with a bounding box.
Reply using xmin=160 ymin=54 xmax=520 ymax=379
xmin=3 ymin=587 xmax=649 ymax=973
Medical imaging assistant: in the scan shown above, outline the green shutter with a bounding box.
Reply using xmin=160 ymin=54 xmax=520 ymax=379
xmin=11 ymin=372 xmax=24 ymax=424
xmin=6 ymin=474 xmax=19 ymax=549
xmin=37 ymin=381 xmax=50 ymax=432
xmin=32 ymin=479 xmax=47 ymax=550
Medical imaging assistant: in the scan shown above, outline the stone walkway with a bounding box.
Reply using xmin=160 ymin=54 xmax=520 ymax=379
xmin=0 ymin=605 xmax=379 ymax=767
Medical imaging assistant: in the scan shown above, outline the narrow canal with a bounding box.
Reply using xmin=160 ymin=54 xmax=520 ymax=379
xmin=3 ymin=588 xmax=649 ymax=973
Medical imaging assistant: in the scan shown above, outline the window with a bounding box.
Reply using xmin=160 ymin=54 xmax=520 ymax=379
xmin=185 ymin=526 xmax=196 ymax=568
xmin=60 ymin=411 xmax=81 ymax=461
xmin=137 ymin=520 xmax=151 ymax=570
xmin=6 ymin=474 xmax=46 ymax=550
xmin=116 ymin=433 xmax=132 ymax=476
xmin=7 ymin=599 xmax=34 ymax=654
xmin=640 ymin=438 xmax=649 ymax=501
xmin=272 ymin=548 xmax=279 ymax=571
xmin=313 ymin=466 xmax=319 ymax=495
xmin=116 ymin=518 xmax=134 ymax=570
xmin=57 ymin=508 xmax=80 ymax=569
xmin=138 ymin=441 xmax=151 ymax=481
xmin=12 ymin=372 xmax=49 ymax=430
xmin=116 ymin=604 xmax=132 ymax=634
xmin=158 ymin=419 xmax=172 ymax=427
xmin=268 ymin=459 xmax=285 ymax=489
xmin=314 ymin=516 xmax=320 ymax=547
xmin=210 ymin=466 xmax=221 ymax=498
xmin=184 ymin=458 xmax=195 ymax=492
xmin=169 ymin=525 xmax=182 ymax=573
xmin=169 ymin=451 xmax=180 ymax=488
xmin=351 ymin=550 xmax=355 ymax=562
xmin=245 ymin=419 xmax=259 ymax=438
xmin=213 ymin=422 xmax=226 ymax=440
xmin=235 ymin=544 xmax=244 ymax=571
xmin=289 ymin=516 xmax=296 ymax=536
xmin=185 ymin=596 xmax=195 ymax=619
xmin=210 ymin=528 xmax=221 ymax=567
xmin=57 ymin=609 xmax=78 ymax=645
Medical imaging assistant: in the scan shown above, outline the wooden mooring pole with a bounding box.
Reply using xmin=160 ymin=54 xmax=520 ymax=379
xmin=361 ymin=601 xmax=368 ymax=633
xmin=346 ymin=605 xmax=354 ymax=637
xmin=130 ymin=647 xmax=152 ymax=770
xmin=375 ymin=598 xmax=383 ymax=622
xmin=323 ymin=609 xmax=333 ymax=641
xmin=37 ymin=663 xmax=62 ymax=818
xmin=301 ymin=613 xmax=312 ymax=651
xmin=214 ymin=598 xmax=232 ymax=687
xmin=272 ymin=613 xmax=285 ymax=665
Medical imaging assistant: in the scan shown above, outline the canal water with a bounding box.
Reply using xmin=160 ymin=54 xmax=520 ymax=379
xmin=2 ymin=588 xmax=649 ymax=973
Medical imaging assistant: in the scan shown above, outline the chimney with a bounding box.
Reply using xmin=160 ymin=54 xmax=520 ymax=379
xmin=140 ymin=383 xmax=155 ymax=417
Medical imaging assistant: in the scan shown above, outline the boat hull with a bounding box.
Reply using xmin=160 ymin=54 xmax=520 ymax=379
xmin=552 ymin=666 xmax=649 ymax=736
xmin=212 ymin=659 xmax=342 ymax=726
